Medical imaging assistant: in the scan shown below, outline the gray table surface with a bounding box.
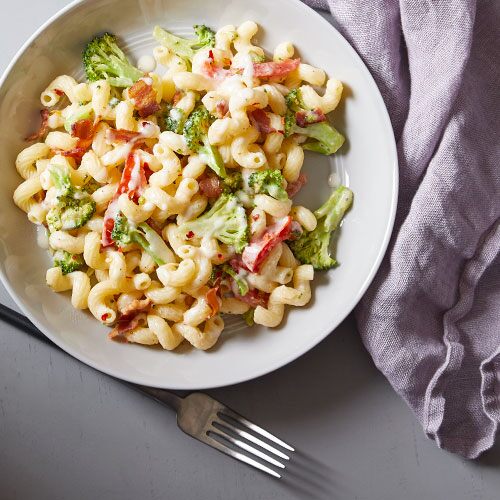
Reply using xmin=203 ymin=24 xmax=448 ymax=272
xmin=1 ymin=2 xmax=500 ymax=499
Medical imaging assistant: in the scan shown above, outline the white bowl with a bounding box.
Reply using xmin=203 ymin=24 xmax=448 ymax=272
xmin=0 ymin=0 xmax=397 ymax=389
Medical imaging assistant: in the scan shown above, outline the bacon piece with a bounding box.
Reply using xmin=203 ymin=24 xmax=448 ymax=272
xmin=286 ymin=173 xmax=308 ymax=198
xmin=201 ymin=59 xmax=232 ymax=81
xmin=233 ymin=288 xmax=269 ymax=308
xmin=198 ymin=174 xmax=223 ymax=198
xmin=205 ymin=288 xmax=221 ymax=318
xmin=25 ymin=109 xmax=50 ymax=141
xmin=101 ymin=214 xmax=117 ymax=248
xmin=106 ymin=128 xmax=142 ymax=143
xmin=249 ymin=109 xmax=276 ymax=134
xmin=242 ymin=216 xmax=292 ymax=273
xmin=108 ymin=313 xmax=146 ymax=342
xmin=146 ymin=218 xmax=163 ymax=236
xmin=252 ymin=58 xmax=300 ymax=79
xmin=143 ymin=162 xmax=153 ymax=181
xmin=71 ymin=118 xmax=94 ymax=139
xmin=61 ymin=147 xmax=90 ymax=161
xmin=60 ymin=118 xmax=100 ymax=162
xmin=101 ymin=151 xmax=146 ymax=247
xmin=119 ymin=297 xmax=152 ymax=318
xmin=117 ymin=150 xmax=146 ymax=200
xmin=295 ymin=108 xmax=326 ymax=128
xmin=128 ymin=80 xmax=160 ymax=118
xmin=108 ymin=298 xmax=152 ymax=343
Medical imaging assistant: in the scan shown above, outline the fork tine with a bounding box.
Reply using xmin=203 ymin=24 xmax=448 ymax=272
xmin=212 ymin=422 xmax=286 ymax=469
xmin=218 ymin=408 xmax=295 ymax=452
xmin=215 ymin=416 xmax=290 ymax=460
xmin=206 ymin=431 xmax=282 ymax=478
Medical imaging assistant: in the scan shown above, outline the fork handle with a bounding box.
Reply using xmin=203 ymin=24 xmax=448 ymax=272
xmin=135 ymin=385 xmax=183 ymax=411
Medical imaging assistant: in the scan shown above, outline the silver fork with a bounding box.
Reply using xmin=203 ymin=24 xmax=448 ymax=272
xmin=138 ymin=386 xmax=294 ymax=478
xmin=0 ymin=304 xmax=294 ymax=479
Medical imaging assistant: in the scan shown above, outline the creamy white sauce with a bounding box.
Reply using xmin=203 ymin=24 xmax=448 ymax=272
xmin=170 ymin=108 xmax=183 ymax=121
xmin=36 ymin=225 xmax=49 ymax=249
xmin=236 ymin=190 xmax=253 ymax=208
xmin=137 ymin=55 xmax=157 ymax=74
xmin=241 ymin=53 xmax=255 ymax=82
xmin=138 ymin=121 xmax=160 ymax=139
xmin=128 ymin=157 xmax=142 ymax=192
xmin=241 ymin=170 xmax=252 ymax=192
xmin=73 ymin=190 xmax=87 ymax=200
xmin=104 ymin=197 xmax=121 ymax=222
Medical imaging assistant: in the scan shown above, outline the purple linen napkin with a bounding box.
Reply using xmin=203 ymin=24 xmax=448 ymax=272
xmin=304 ymin=0 xmax=500 ymax=458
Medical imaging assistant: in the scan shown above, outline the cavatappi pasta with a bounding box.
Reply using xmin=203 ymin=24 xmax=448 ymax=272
xmin=14 ymin=22 xmax=353 ymax=351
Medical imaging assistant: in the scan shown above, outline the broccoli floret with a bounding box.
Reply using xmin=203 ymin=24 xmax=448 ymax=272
xmin=222 ymin=264 xmax=249 ymax=296
xmin=209 ymin=264 xmax=249 ymax=296
xmin=284 ymin=88 xmax=345 ymax=155
xmin=223 ymin=172 xmax=243 ymax=193
xmin=83 ymin=33 xmax=143 ymax=88
xmin=284 ymin=89 xmax=305 ymax=138
xmin=53 ymin=250 xmax=85 ymax=275
xmin=289 ymin=186 xmax=353 ymax=270
xmin=294 ymin=122 xmax=345 ymax=155
xmin=248 ymin=170 xmax=288 ymax=201
xmin=250 ymin=53 xmax=266 ymax=63
xmin=285 ymin=88 xmax=304 ymax=112
xmin=82 ymin=177 xmax=102 ymax=195
xmin=165 ymin=108 xmax=186 ymax=134
xmin=193 ymin=24 xmax=216 ymax=48
xmin=111 ymin=213 xmax=169 ymax=265
xmin=242 ymin=308 xmax=255 ymax=326
xmin=159 ymin=104 xmax=187 ymax=134
xmin=153 ymin=24 xmax=215 ymax=62
xmin=179 ymin=194 xmax=248 ymax=252
xmin=46 ymin=166 xmax=96 ymax=233
xmin=183 ymin=105 xmax=226 ymax=178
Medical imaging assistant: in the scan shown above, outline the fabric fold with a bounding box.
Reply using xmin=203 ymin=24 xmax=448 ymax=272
xmin=303 ymin=0 xmax=500 ymax=458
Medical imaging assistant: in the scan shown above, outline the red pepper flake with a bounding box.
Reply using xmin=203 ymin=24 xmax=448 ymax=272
xmin=208 ymin=49 xmax=215 ymax=61
xmin=252 ymin=213 xmax=260 ymax=221
xmin=217 ymin=253 xmax=223 ymax=259
xmin=186 ymin=231 xmax=195 ymax=239
xmin=101 ymin=313 xmax=110 ymax=321
xmin=54 ymin=88 xmax=64 ymax=96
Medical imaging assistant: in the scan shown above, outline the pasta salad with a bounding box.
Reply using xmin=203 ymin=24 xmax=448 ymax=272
xmin=13 ymin=21 xmax=353 ymax=351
